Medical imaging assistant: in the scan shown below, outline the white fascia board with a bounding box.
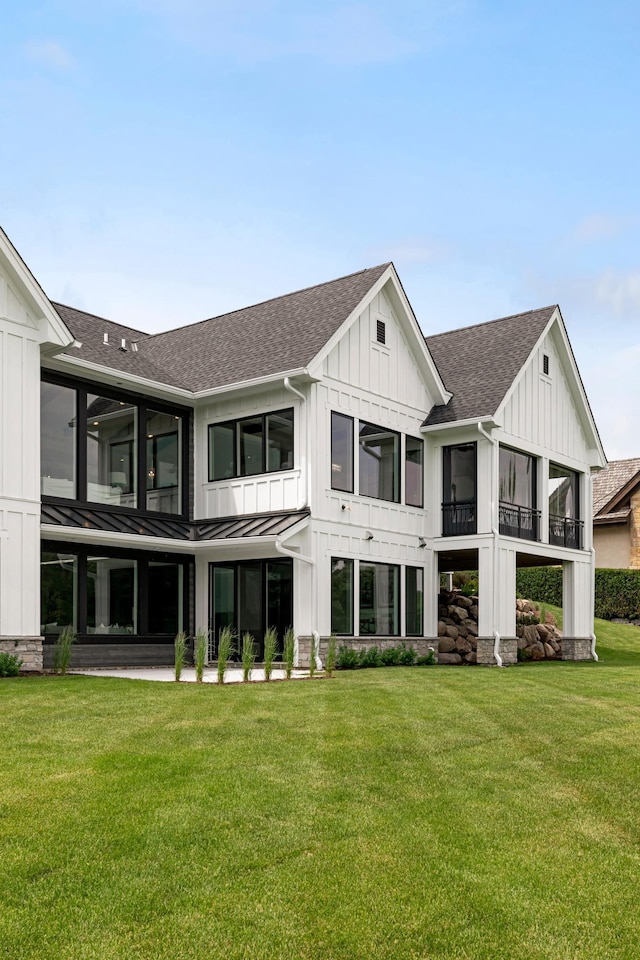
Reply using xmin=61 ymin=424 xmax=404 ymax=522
xmin=41 ymin=525 xmax=197 ymax=553
xmin=421 ymin=416 xmax=499 ymax=435
xmin=191 ymin=369 xmax=320 ymax=404
xmin=0 ymin=227 xmax=74 ymax=349
xmin=495 ymin=308 xmax=606 ymax=468
xmin=306 ymin=265 xmax=451 ymax=407
xmin=43 ymin=355 xmax=195 ymax=403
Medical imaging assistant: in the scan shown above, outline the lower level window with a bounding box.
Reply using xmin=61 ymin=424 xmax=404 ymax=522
xmin=40 ymin=544 xmax=188 ymax=639
xmin=405 ymin=566 xmax=424 ymax=636
xmin=210 ymin=558 xmax=293 ymax=659
xmin=360 ymin=562 xmax=399 ymax=636
xmin=331 ymin=558 xmax=354 ymax=635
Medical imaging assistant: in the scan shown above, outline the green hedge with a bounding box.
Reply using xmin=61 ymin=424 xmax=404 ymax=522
xmin=516 ymin=567 xmax=640 ymax=620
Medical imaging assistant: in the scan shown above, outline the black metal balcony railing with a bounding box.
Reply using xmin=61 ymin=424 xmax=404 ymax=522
xmin=549 ymin=514 xmax=584 ymax=549
xmin=442 ymin=500 xmax=477 ymax=537
xmin=498 ymin=502 xmax=541 ymax=542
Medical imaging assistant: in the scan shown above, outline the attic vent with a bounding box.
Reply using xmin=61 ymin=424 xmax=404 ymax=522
xmin=120 ymin=338 xmax=127 ymax=352
xmin=131 ymin=342 xmax=139 ymax=352
xmin=103 ymin=333 xmax=109 ymax=345
xmin=543 ymin=354 xmax=550 ymax=376
xmin=376 ymin=319 xmax=386 ymax=345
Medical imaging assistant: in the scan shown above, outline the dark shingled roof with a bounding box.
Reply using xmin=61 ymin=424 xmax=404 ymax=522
xmin=54 ymin=264 xmax=391 ymax=394
xmin=423 ymin=305 xmax=557 ymax=426
xmin=592 ymin=458 xmax=640 ymax=518
xmin=54 ymin=303 xmax=192 ymax=390
xmin=140 ymin=263 xmax=390 ymax=392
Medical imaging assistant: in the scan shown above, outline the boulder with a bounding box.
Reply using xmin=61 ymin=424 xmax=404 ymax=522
xmin=439 ymin=636 xmax=456 ymax=653
xmin=470 ymin=605 xmax=479 ymax=620
xmin=523 ymin=624 xmax=540 ymax=645
xmin=536 ymin=623 xmax=550 ymax=640
xmin=437 ymin=620 xmax=447 ymax=636
xmin=544 ymin=642 xmax=555 ymax=658
xmin=456 ymin=638 xmax=472 ymax=655
xmin=529 ymin=645 xmax=544 ymax=661
xmin=465 ymin=651 xmax=477 ymax=664
xmin=444 ymin=625 xmax=459 ymax=641
xmin=438 ymin=652 xmax=463 ymax=665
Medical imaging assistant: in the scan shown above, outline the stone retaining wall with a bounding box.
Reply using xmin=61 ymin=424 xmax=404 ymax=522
xmin=0 ymin=637 xmax=43 ymax=672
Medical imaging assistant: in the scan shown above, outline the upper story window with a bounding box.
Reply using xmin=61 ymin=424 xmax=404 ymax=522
xmin=442 ymin=443 xmax=477 ymax=536
xmin=40 ymin=375 xmax=188 ymax=516
xmin=359 ymin=421 xmax=400 ymax=503
xmin=331 ymin=412 xmax=354 ymax=493
xmin=549 ymin=463 xmax=583 ymax=549
xmin=331 ymin=412 xmax=423 ymax=506
xmin=405 ymin=437 xmax=424 ymax=507
xmin=498 ymin=445 xmax=540 ymax=541
xmin=208 ymin=409 xmax=294 ymax=481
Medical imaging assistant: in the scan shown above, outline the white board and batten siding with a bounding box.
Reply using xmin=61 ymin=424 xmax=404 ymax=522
xmin=500 ymin=327 xmax=591 ymax=466
xmin=0 ymin=270 xmax=43 ymax=637
xmin=196 ymin=385 xmax=306 ymax=520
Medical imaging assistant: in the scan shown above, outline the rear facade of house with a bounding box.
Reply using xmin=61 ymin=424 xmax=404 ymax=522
xmin=0 ymin=229 xmax=606 ymax=671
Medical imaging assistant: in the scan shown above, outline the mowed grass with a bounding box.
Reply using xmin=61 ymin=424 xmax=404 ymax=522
xmin=2 ymin=617 xmax=640 ymax=960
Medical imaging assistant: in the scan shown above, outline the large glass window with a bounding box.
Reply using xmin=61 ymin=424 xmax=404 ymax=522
xmin=359 ymin=562 xmax=399 ymax=636
xmin=442 ymin=443 xmax=477 ymax=536
xmin=405 ymin=567 xmax=424 ymax=637
xmin=331 ymin=558 xmax=354 ymax=635
xmin=41 ymin=376 xmax=188 ymax=516
xmin=499 ymin=446 xmax=539 ymax=541
xmin=209 ymin=558 xmax=293 ymax=659
xmin=41 ymin=544 xmax=189 ymax=641
xmin=208 ymin=409 xmax=294 ymax=481
xmin=87 ymin=556 xmax=137 ymax=635
xmin=41 ymin=382 xmax=76 ymax=499
xmin=331 ymin=413 xmax=354 ymax=493
xmin=405 ymin=437 xmax=424 ymax=507
xmin=40 ymin=551 xmax=78 ymax=635
xmin=146 ymin=410 xmax=181 ymax=513
xmin=549 ymin=464 xmax=582 ymax=548
xmin=87 ymin=394 xmax=137 ymax=507
xmin=359 ymin=421 xmax=400 ymax=502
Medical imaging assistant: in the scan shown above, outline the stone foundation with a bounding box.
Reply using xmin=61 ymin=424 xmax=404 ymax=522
xmin=561 ymin=638 xmax=593 ymax=661
xmin=296 ymin=636 xmax=436 ymax=669
xmin=476 ymin=638 xmax=518 ymax=666
xmin=0 ymin=637 xmax=43 ymax=672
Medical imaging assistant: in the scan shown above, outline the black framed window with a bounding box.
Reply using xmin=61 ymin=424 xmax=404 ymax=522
xmin=405 ymin=566 xmax=424 ymax=637
xmin=331 ymin=412 xmax=354 ymax=493
xmin=549 ymin=463 xmax=582 ymax=549
xmin=442 ymin=443 xmax=477 ymax=536
xmin=40 ymin=374 xmax=189 ymax=517
xmin=331 ymin=557 xmax=354 ymax=635
xmin=499 ymin=446 xmax=539 ymax=541
xmin=405 ymin=436 xmax=424 ymax=507
xmin=359 ymin=562 xmax=400 ymax=636
xmin=208 ymin=409 xmax=294 ymax=481
xmin=40 ymin=381 xmax=76 ymax=499
xmin=209 ymin=558 xmax=293 ymax=660
xmin=359 ymin=421 xmax=400 ymax=503
xmin=40 ymin=542 xmax=191 ymax=641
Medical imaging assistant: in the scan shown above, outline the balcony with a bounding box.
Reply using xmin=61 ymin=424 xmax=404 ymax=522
xmin=442 ymin=500 xmax=477 ymax=537
xmin=498 ymin=502 xmax=541 ymax=541
xmin=549 ymin=514 xmax=583 ymax=549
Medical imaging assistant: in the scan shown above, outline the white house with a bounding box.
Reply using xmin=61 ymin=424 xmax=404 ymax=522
xmin=0 ymin=227 xmax=606 ymax=670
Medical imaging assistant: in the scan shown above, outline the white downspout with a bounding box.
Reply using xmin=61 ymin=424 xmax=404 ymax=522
xmin=284 ymin=377 xmax=308 ymax=511
xmin=590 ymin=545 xmax=599 ymax=662
xmin=478 ymin=422 xmax=503 ymax=667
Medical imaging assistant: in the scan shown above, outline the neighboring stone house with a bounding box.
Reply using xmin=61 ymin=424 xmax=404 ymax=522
xmin=0 ymin=226 xmax=606 ymax=671
xmin=592 ymin=458 xmax=640 ymax=568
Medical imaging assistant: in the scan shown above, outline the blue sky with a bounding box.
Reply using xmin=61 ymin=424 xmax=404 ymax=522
xmin=1 ymin=1 xmax=639 ymax=458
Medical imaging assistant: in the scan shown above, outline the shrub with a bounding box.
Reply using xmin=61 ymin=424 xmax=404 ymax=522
xmin=336 ymin=645 xmax=359 ymax=670
xmin=516 ymin=613 xmax=540 ymax=626
xmin=174 ymin=631 xmax=187 ymax=682
xmin=416 ymin=648 xmax=436 ymax=666
xmin=360 ymin=646 xmax=382 ymax=668
xmin=194 ymin=628 xmax=208 ymax=683
xmin=517 ymin=565 xmax=640 ymax=621
xmin=53 ymin=625 xmax=76 ymax=675
xmin=398 ymin=644 xmax=417 ymax=666
xmin=516 ymin=567 xmax=563 ymax=607
xmin=325 ymin=634 xmax=337 ymax=678
xmin=0 ymin=651 xmax=23 ymax=677
xmin=241 ymin=632 xmax=256 ymax=682
xmin=283 ymin=627 xmax=295 ymax=679
xmin=380 ymin=646 xmax=401 ymax=666
xmin=263 ymin=626 xmax=278 ymax=681
xmin=217 ymin=627 xmax=235 ymax=684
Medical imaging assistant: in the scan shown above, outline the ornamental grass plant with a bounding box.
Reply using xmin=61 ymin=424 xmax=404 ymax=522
xmin=52 ymin=625 xmax=76 ymax=675
xmin=283 ymin=626 xmax=295 ymax=679
xmin=263 ymin=626 xmax=278 ymax=681
xmin=194 ymin=628 xmax=208 ymax=683
xmin=217 ymin=626 xmax=235 ymax=685
xmin=174 ymin=631 xmax=187 ymax=682
xmin=241 ymin=632 xmax=256 ymax=683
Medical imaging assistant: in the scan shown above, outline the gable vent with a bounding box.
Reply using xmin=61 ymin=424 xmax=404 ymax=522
xmin=543 ymin=353 xmax=550 ymax=375
xmin=376 ymin=319 xmax=386 ymax=345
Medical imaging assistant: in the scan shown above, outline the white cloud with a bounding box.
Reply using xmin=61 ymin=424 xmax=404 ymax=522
xmin=571 ymin=213 xmax=630 ymax=244
xmin=593 ymin=268 xmax=640 ymax=316
xmin=24 ymin=39 xmax=75 ymax=72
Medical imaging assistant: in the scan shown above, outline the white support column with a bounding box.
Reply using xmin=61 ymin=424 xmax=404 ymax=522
xmin=424 ymin=550 xmax=439 ymax=638
xmin=562 ymin=558 xmax=593 ymax=660
xmin=497 ymin=546 xmax=517 ymax=638
xmin=477 ymin=543 xmax=494 ymax=638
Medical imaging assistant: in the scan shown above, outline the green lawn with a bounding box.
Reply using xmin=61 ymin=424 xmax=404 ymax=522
xmin=2 ymin=617 xmax=640 ymax=960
